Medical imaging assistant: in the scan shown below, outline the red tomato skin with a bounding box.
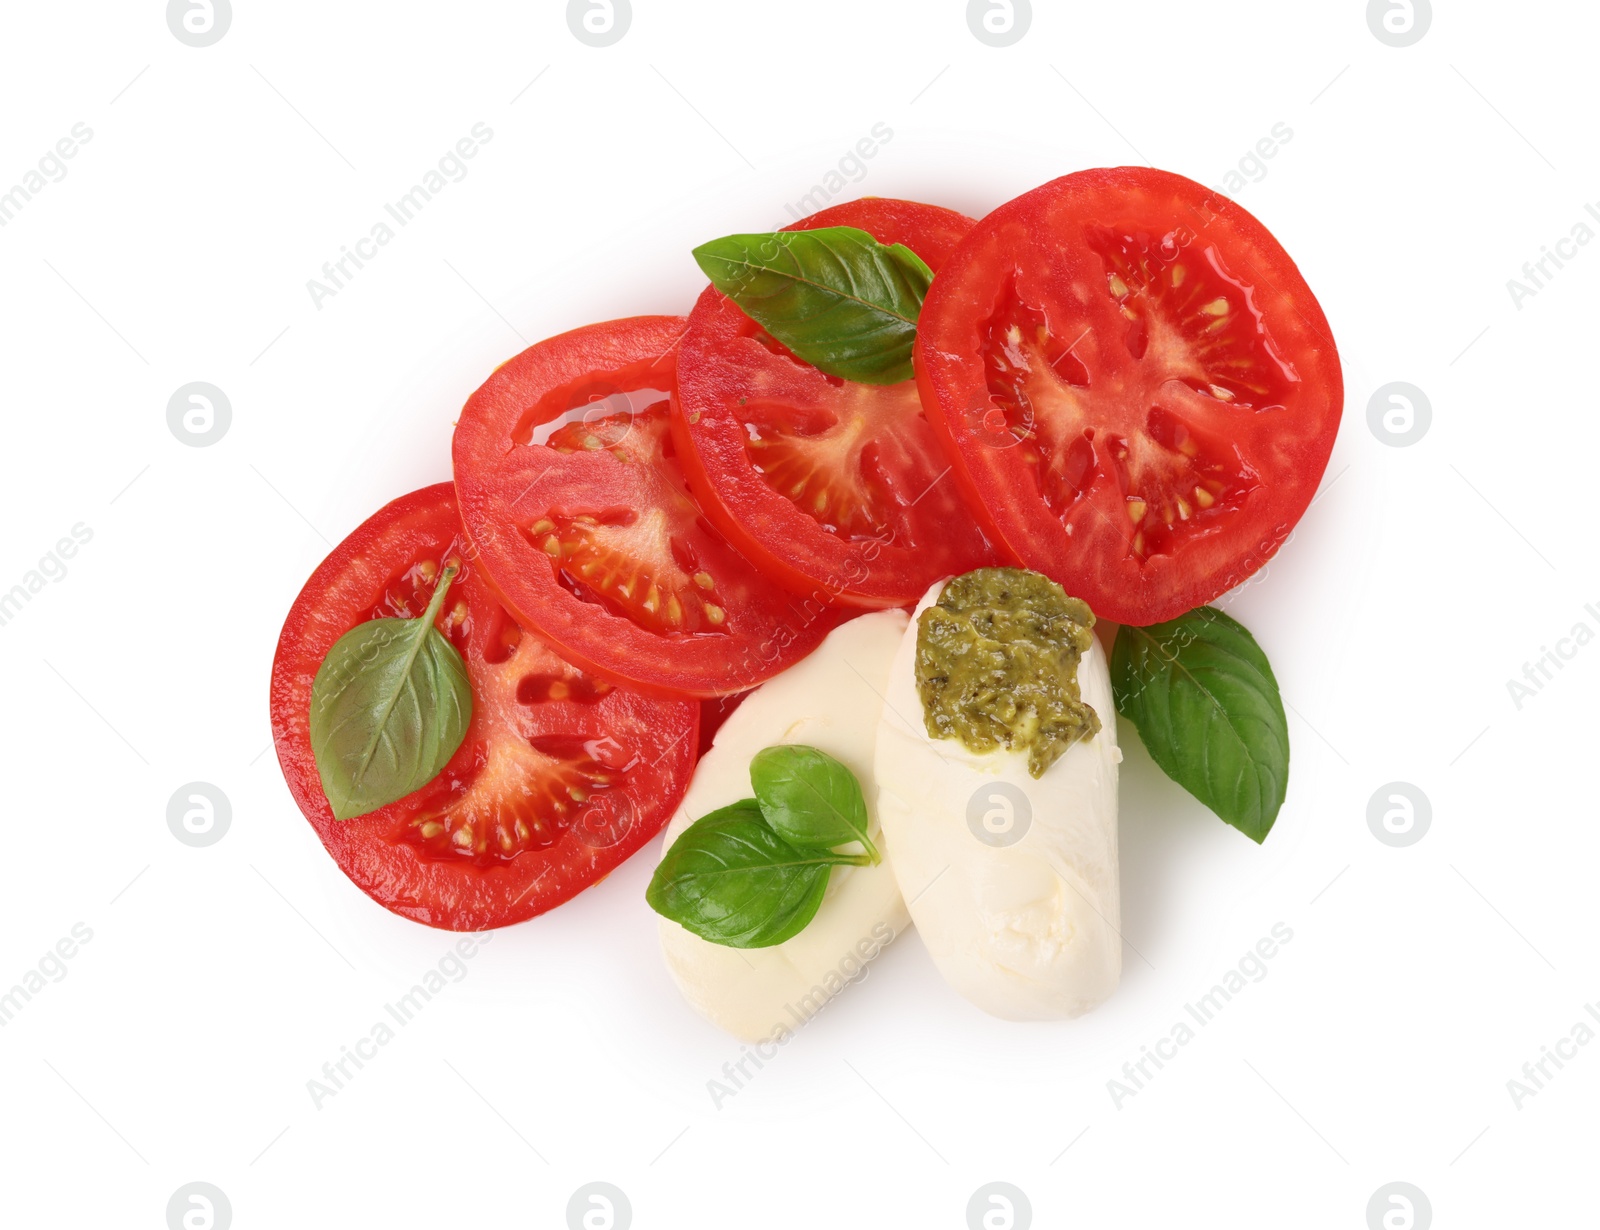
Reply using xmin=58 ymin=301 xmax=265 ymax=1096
xmin=916 ymin=168 xmax=1343 ymax=626
xmin=270 ymin=484 xmax=699 ymax=931
xmin=454 ymin=317 xmax=846 ymax=698
xmin=672 ymin=199 xmax=997 ymax=609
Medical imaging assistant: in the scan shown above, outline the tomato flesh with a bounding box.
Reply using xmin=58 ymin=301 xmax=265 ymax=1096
xmin=917 ymin=168 xmax=1342 ymax=625
xmin=454 ymin=316 xmax=844 ymax=696
xmin=269 ymin=483 xmax=698 ymax=930
xmin=673 ymin=199 xmax=996 ymax=608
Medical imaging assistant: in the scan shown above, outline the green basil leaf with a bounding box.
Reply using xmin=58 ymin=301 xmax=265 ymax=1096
xmin=692 ymin=226 xmax=933 ymax=384
xmin=1111 ymin=607 xmax=1289 ymax=843
xmin=749 ymin=744 xmax=878 ymax=863
xmin=309 ymin=565 xmax=472 ymax=820
xmin=646 ymin=800 xmax=865 ymax=948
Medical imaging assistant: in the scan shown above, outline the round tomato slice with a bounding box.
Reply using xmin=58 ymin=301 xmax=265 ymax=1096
xmin=453 ymin=316 xmax=844 ymax=697
xmin=269 ymin=483 xmax=698 ymax=931
xmin=916 ymin=168 xmax=1342 ymax=625
xmin=673 ymin=199 xmax=996 ymax=608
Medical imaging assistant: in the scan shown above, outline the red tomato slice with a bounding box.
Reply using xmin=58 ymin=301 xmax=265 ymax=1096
xmin=269 ymin=483 xmax=698 ymax=931
xmin=672 ymin=198 xmax=997 ymax=608
xmin=453 ymin=316 xmax=844 ymax=697
xmin=916 ymin=168 xmax=1342 ymax=625
xmin=696 ymin=691 xmax=748 ymax=759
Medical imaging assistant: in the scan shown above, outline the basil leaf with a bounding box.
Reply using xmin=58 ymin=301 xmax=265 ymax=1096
xmin=1111 ymin=607 xmax=1289 ymax=843
xmin=646 ymin=800 xmax=866 ymax=948
xmin=749 ymin=744 xmax=878 ymax=863
xmin=692 ymin=226 xmax=933 ymax=384
xmin=309 ymin=565 xmax=472 ymax=820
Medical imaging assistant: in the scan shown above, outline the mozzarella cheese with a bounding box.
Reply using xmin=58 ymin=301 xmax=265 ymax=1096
xmin=655 ymin=610 xmax=911 ymax=1042
xmin=874 ymin=582 xmax=1122 ymax=1020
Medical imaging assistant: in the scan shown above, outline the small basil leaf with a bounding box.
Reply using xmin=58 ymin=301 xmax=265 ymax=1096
xmin=647 ymin=800 xmax=861 ymax=948
xmin=692 ymin=226 xmax=933 ymax=385
xmin=749 ymin=744 xmax=878 ymax=863
xmin=1111 ymin=607 xmax=1289 ymax=843
xmin=309 ymin=566 xmax=472 ymax=821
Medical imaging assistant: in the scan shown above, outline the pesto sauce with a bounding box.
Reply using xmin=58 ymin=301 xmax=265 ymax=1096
xmin=914 ymin=568 xmax=1100 ymax=778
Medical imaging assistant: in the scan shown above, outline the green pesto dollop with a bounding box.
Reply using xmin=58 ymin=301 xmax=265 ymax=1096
xmin=914 ymin=567 xmax=1100 ymax=779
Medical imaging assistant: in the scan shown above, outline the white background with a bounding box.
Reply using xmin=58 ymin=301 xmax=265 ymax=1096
xmin=1 ymin=1 xmax=1594 ymax=1227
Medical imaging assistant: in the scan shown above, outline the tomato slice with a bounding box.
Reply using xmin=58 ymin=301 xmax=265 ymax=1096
xmin=672 ymin=199 xmax=996 ymax=608
xmin=269 ymin=483 xmax=698 ymax=931
xmin=696 ymin=691 xmax=748 ymax=758
xmin=916 ymin=168 xmax=1342 ymax=625
xmin=453 ymin=316 xmax=844 ymax=697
